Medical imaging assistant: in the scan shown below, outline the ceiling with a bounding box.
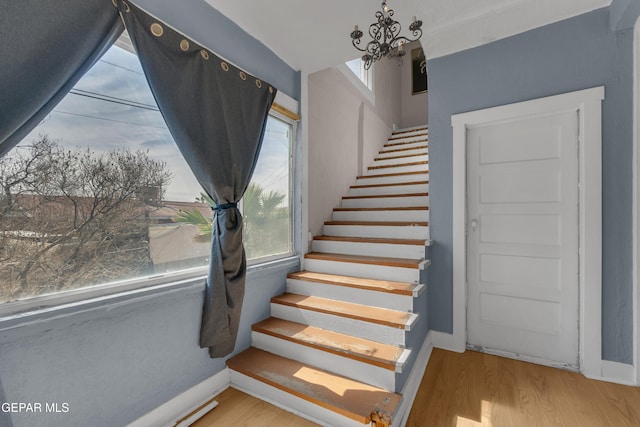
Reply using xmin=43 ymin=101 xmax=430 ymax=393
xmin=204 ymin=0 xmax=611 ymax=72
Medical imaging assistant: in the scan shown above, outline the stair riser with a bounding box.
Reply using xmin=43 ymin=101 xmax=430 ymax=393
xmin=341 ymin=196 xmax=429 ymax=208
xmin=252 ymin=332 xmax=397 ymax=390
xmin=304 ymin=258 xmax=420 ymax=283
xmin=373 ymin=154 xmax=428 ymax=167
xmin=387 ymin=135 xmax=427 ymax=144
xmin=311 ymin=239 xmax=426 ymax=260
xmin=229 ymin=371 xmax=366 ymax=427
xmin=270 ymin=303 xmax=408 ymax=345
xmin=348 ymin=183 xmax=429 ymax=196
xmin=287 ymin=277 xmax=416 ymax=311
xmin=377 ymin=147 xmax=428 ymax=158
xmin=367 ymin=163 xmax=426 ymax=174
xmin=323 ymin=224 xmax=430 ymax=240
xmin=355 ymin=172 xmax=429 ymax=186
xmin=332 ymin=209 xmax=429 ymax=222
xmin=384 ymin=140 xmax=427 ymax=150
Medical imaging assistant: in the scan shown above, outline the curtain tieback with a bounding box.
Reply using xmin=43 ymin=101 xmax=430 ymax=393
xmin=213 ymin=202 xmax=238 ymax=212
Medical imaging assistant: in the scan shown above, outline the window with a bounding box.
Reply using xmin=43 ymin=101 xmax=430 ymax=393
xmin=0 ymin=34 xmax=294 ymax=305
xmin=345 ymin=57 xmax=373 ymax=91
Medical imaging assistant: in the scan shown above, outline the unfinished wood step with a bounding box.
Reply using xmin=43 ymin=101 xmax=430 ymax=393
xmin=253 ymin=317 xmax=409 ymax=371
xmin=311 ymin=235 xmax=428 ymax=260
xmin=287 ymin=269 xmax=424 ymax=311
xmin=348 ymin=181 xmax=429 ymax=197
xmin=372 ymin=154 xmax=428 ymax=168
xmin=368 ymin=160 xmax=428 ymax=172
xmin=323 ymin=220 xmax=429 ymax=240
xmin=391 ymin=126 xmax=427 ymax=136
xmin=388 ymin=132 xmax=427 ymax=141
xmin=304 ymin=252 xmax=428 ymax=283
xmin=355 ymin=170 xmax=428 ymax=186
xmin=341 ymin=193 xmax=429 ymax=208
xmin=332 ymin=206 xmax=429 ymax=222
xmin=251 ymin=318 xmax=411 ymax=390
xmin=272 ymin=293 xmax=417 ymax=329
xmin=375 ymin=152 xmax=427 ymax=162
xmin=379 ymin=144 xmax=428 ymax=155
xmin=227 ymin=347 xmax=402 ymax=425
xmin=384 ymin=138 xmax=428 ymax=149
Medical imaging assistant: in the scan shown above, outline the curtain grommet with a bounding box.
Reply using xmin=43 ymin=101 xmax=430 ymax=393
xmin=201 ymin=50 xmax=210 ymax=60
xmin=255 ymin=80 xmax=262 ymax=88
xmin=180 ymin=39 xmax=190 ymax=51
xmin=111 ymin=0 xmax=117 ymax=8
xmin=150 ymin=23 xmax=164 ymax=37
xmin=239 ymin=71 xmax=247 ymax=81
xmin=221 ymin=62 xmax=229 ymax=71
xmin=122 ymin=1 xmax=130 ymax=12
xmin=269 ymin=86 xmax=274 ymax=94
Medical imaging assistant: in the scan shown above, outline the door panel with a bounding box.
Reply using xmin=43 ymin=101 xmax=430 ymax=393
xmin=466 ymin=111 xmax=579 ymax=366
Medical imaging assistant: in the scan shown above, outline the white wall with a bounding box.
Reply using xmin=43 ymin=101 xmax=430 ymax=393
xmin=400 ymin=41 xmax=429 ymax=128
xmin=307 ymin=57 xmax=401 ymax=238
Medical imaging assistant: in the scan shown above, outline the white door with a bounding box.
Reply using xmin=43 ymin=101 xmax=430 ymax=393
xmin=466 ymin=110 xmax=579 ymax=366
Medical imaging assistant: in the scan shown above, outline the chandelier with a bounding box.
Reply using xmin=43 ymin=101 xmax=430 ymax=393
xmin=350 ymin=1 xmax=423 ymax=70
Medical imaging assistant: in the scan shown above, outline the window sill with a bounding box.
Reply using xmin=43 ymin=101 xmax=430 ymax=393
xmin=0 ymin=254 xmax=300 ymax=332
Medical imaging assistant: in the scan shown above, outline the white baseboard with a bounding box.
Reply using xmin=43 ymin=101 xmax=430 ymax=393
xmin=396 ymin=331 xmax=434 ymax=427
xmin=588 ymin=360 xmax=637 ymax=386
xmin=431 ymin=330 xmax=465 ymax=353
xmin=127 ymin=368 xmax=230 ymax=427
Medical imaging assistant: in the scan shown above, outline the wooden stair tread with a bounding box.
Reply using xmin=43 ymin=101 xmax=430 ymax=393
xmin=313 ymin=235 xmax=426 ymax=245
xmin=350 ymin=180 xmax=429 ymax=189
xmin=343 ymin=192 xmax=428 ymax=200
xmin=334 ymin=206 xmax=428 ymax=212
xmin=288 ymin=270 xmax=420 ymax=295
xmin=272 ymin=293 xmax=414 ymax=328
xmin=357 ymin=170 xmax=427 ymax=180
xmin=391 ymin=126 xmax=427 ymax=136
xmin=305 ymin=251 xmax=423 ymax=269
xmin=325 ymin=220 xmax=428 ymax=227
xmin=369 ymin=160 xmax=428 ymax=170
xmin=380 ymin=145 xmax=428 ymax=154
xmin=226 ymin=347 xmax=402 ymax=424
xmin=384 ymin=138 xmax=428 ymax=147
xmin=374 ymin=152 xmax=427 ymax=161
xmin=253 ymin=317 xmax=405 ymax=370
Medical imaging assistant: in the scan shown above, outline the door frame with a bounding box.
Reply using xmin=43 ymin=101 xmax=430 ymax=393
xmin=447 ymin=87 xmax=603 ymax=378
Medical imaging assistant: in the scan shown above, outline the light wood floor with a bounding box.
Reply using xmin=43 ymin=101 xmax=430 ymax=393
xmin=192 ymin=349 xmax=640 ymax=427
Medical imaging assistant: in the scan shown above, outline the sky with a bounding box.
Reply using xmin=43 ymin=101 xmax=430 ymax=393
xmin=14 ymin=41 xmax=290 ymax=204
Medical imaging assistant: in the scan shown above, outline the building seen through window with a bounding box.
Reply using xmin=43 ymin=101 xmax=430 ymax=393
xmin=0 ymin=33 xmax=293 ymax=303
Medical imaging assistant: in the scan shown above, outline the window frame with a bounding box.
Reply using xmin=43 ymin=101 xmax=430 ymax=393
xmin=0 ymin=108 xmax=299 ymax=320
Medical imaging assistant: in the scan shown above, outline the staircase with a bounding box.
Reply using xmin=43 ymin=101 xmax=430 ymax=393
xmin=227 ymin=125 xmax=431 ymax=426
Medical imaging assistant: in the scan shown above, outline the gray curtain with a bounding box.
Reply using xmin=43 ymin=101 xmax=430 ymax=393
xmin=118 ymin=2 xmax=277 ymax=357
xmin=0 ymin=0 xmax=123 ymax=156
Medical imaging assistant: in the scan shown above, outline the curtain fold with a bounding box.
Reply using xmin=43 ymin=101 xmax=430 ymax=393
xmin=0 ymin=0 xmax=123 ymax=157
xmin=118 ymin=1 xmax=277 ymax=357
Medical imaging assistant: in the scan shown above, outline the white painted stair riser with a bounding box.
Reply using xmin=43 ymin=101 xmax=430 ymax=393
xmin=354 ymin=172 xmax=429 ymax=186
xmin=387 ymin=134 xmax=427 ymax=144
xmin=311 ymin=239 xmax=426 ymax=260
xmin=332 ymin=209 xmax=429 ymax=222
xmin=367 ymin=163 xmax=426 ymax=174
xmin=251 ymin=331 xmax=399 ymax=390
xmin=373 ymin=154 xmax=428 ymax=167
xmin=270 ymin=302 xmax=411 ymax=345
xmin=341 ymin=195 xmax=429 ymax=208
xmin=323 ymin=223 xmax=430 ymax=240
xmin=303 ymin=258 xmax=421 ymax=283
xmin=377 ymin=147 xmax=428 ymax=159
xmin=383 ymin=141 xmax=428 ymax=152
xmin=347 ymin=182 xmax=429 ymax=196
xmin=229 ymin=371 xmax=366 ymax=427
xmin=286 ymin=276 xmax=421 ymax=311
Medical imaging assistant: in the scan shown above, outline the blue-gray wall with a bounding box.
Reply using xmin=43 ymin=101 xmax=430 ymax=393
xmin=427 ymin=6 xmax=639 ymax=363
xmin=0 ymin=1 xmax=301 ymax=426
